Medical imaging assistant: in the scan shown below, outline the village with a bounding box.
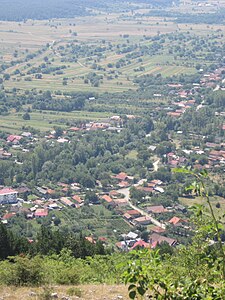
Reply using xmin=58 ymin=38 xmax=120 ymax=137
xmin=0 ymin=64 xmax=225 ymax=251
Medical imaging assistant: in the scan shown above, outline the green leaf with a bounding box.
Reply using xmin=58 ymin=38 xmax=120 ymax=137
xmin=129 ymin=290 xmax=136 ymax=299
xmin=137 ymin=286 xmax=146 ymax=296
xmin=128 ymin=284 xmax=136 ymax=291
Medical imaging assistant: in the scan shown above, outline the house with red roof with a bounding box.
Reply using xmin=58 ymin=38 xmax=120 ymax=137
xmin=147 ymin=205 xmax=167 ymax=214
xmin=131 ymin=240 xmax=150 ymax=250
xmin=7 ymin=135 xmax=22 ymax=144
xmin=60 ymin=197 xmax=75 ymax=207
xmin=149 ymin=233 xmax=177 ymax=247
xmin=115 ymin=172 xmax=128 ymax=181
xmin=134 ymin=216 xmax=152 ymax=225
xmin=125 ymin=210 xmax=141 ymax=218
xmin=2 ymin=213 xmax=15 ymax=220
xmin=101 ymin=195 xmax=116 ymax=207
xmin=72 ymin=195 xmax=83 ymax=204
xmin=169 ymin=216 xmax=187 ymax=226
xmin=34 ymin=209 xmax=48 ymax=218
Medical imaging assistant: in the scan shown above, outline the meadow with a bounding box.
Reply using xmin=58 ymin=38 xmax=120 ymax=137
xmin=0 ymin=9 xmax=202 ymax=94
xmin=0 ymin=110 xmax=111 ymax=133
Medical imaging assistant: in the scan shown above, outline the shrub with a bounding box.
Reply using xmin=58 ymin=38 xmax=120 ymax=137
xmin=67 ymin=287 xmax=82 ymax=297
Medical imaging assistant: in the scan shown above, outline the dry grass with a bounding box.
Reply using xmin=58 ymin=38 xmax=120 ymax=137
xmin=0 ymin=284 xmax=130 ymax=300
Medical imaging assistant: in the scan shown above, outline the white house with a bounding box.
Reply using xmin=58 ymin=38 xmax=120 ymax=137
xmin=0 ymin=188 xmax=18 ymax=204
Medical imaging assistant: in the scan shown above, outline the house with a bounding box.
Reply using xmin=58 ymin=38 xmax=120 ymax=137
xmin=133 ymin=216 xmax=152 ymax=226
xmin=149 ymin=233 xmax=177 ymax=247
xmin=2 ymin=212 xmax=15 ymax=220
xmin=136 ymin=186 xmax=154 ymax=193
xmin=150 ymin=226 xmax=166 ymax=234
xmin=115 ymin=172 xmax=128 ymax=181
xmin=85 ymin=236 xmax=96 ymax=244
xmin=123 ymin=213 xmax=132 ymax=221
xmin=114 ymin=198 xmax=128 ymax=207
xmin=126 ymin=231 xmax=139 ymax=240
xmin=147 ymin=205 xmax=167 ymax=214
xmin=0 ymin=149 xmax=12 ymax=160
xmin=21 ymin=132 xmax=32 ymax=138
xmin=101 ymin=194 xmax=116 ymax=207
xmin=0 ymin=188 xmax=18 ymax=204
xmin=169 ymin=216 xmax=187 ymax=226
xmin=7 ymin=135 xmax=22 ymax=144
xmin=118 ymin=181 xmax=130 ymax=188
xmin=126 ymin=210 xmax=141 ymax=218
xmin=35 ymin=209 xmax=48 ymax=218
xmin=60 ymin=197 xmax=75 ymax=207
xmin=131 ymin=239 xmax=150 ymax=250
xmin=72 ymin=195 xmax=83 ymax=204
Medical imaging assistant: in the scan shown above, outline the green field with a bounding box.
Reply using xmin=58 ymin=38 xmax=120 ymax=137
xmin=0 ymin=110 xmax=111 ymax=133
xmin=0 ymin=9 xmax=204 ymax=94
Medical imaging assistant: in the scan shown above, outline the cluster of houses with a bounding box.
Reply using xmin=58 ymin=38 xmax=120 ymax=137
xmin=162 ymin=141 xmax=225 ymax=170
xmin=166 ymin=67 xmax=225 ymax=118
xmin=116 ymin=215 xmax=189 ymax=251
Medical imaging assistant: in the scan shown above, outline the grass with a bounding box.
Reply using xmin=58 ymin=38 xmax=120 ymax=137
xmin=125 ymin=150 xmax=138 ymax=160
xmin=179 ymin=195 xmax=225 ymax=222
xmin=0 ymin=110 xmax=112 ymax=133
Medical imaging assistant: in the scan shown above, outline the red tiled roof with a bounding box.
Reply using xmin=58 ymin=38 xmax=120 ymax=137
xmin=72 ymin=195 xmax=83 ymax=203
xmin=0 ymin=188 xmax=17 ymax=195
xmin=147 ymin=205 xmax=166 ymax=214
xmin=115 ymin=172 xmax=128 ymax=181
xmin=169 ymin=216 xmax=186 ymax=225
xmin=149 ymin=233 xmax=177 ymax=247
xmin=102 ymin=195 xmax=113 ymax=203
xmin=126 ymin=210 xmax=140 ymax=216
xmin=34 ymin=209 xmax=48 ymax=217
xmin=2 ymin=213 xmax=15 ymax=220
xmin=7 ymin=135 xmax=22 ymax=143
xmin=131 ymin=240 xmax=150 ymax=250
xmin=151 ymin=226 xmax=166 ymax=234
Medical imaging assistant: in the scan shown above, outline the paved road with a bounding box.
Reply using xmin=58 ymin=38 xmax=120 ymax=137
xmin=117 ymin=159 xmax=166 ymax=229
xmin=117 ymin=186 xmax=166 ymax=229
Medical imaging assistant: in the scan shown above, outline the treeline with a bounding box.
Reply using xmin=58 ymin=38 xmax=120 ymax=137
xmin=0 ymin=223 xmax=106 ymax=260
xmin=140 ymin=9 xmax=225 ymax=25
xmin=0 ymin=90 xmax=97 ymax=113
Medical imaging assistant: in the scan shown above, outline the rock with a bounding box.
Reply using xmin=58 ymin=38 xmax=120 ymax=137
xmin=61 ymin=297 xmax=70 ymax=300
xmin=29 ymin=292 xmax=37 ymax=297
xmin=117 ymin=296 xmax=123 ymax=299
xmin=51 ymin=293 xmax=58 ymax=298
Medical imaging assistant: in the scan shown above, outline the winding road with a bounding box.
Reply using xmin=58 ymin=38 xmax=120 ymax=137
xmin=117 ymin=160 xmax=166 ymax=229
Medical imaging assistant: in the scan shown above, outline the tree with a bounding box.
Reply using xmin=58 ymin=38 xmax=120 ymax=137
xmin=22 ymin=112 xmax=30 ymax=120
